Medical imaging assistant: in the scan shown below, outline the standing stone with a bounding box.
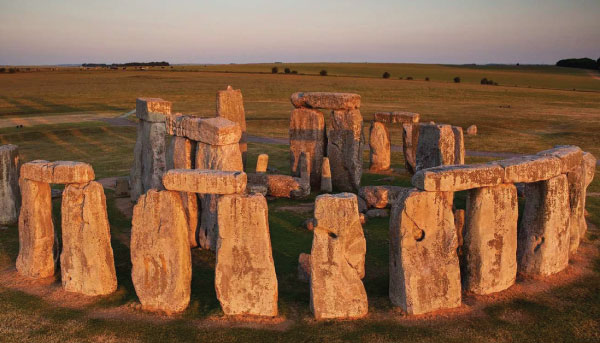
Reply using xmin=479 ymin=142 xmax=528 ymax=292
xmin=452 ymin=126 xmax=465 ymax=165
xmin=466 ymin=125 xmax=477 ymax=135
xmin=114 ymin=177 xmax=129 ymax=198
xmin=60 ymin=181 xmax=117 ymax=296
xmin=463 ymin=184 xmax=518 ymax=294
xmin=415 ymin=124 xmax=455 ymax=171
xmin=0 ymin=145 xmax=20 ymax=225
xmin=215 ymin=194 xmax=278 ymax=316
xmin=289 ymin=108 xmax=325 ymax=187
xmin=321 ymin=157 xmax=332 ymax=193
xmin=166 ymin=136 xmax=199 ymax=248
xmin=298 ymin=253 xmax=311 ymax=282
xmin=369 ymin=121 xmax=391 ymax=172
xmin=402 ymin=124 xmax=419 ymax=174
xmin=310 ymin=193 xmax=367 ymax=319
xmin=518 ymin=175 xmax=570 ymax=276
xmin=16 ymin=179 xmax=54 ymax=279
xmin=389 ymin=190 xmax=461 ymax=315
xmin=217 ymin=86 xmax=247 ymax=169
xmin=454 ymin=209 xmax=465 ymax=257
xmin=581 ymin=152 xmax=596 ymax=237
xmin=130 ymin=117 xmax=168 ymax=202
xmin=566 ymin=165 xmax=585 ymax=255
xmin=326 ymin=109 xmax=364 ymax=192
xmin=131 ymin=190 xmax=191 ymax=314
xmin=256 ymin=154 xmax=269 ymax=173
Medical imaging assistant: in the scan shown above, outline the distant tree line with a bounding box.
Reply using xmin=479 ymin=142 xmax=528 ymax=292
xmin=82 ymin=61 xmax=170 ymax=68
xmin=556 ymin=58 xmax=599 ymax=70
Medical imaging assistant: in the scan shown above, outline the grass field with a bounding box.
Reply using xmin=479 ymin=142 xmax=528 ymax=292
xmin=0 ymin=63 xmax=599 ymax=342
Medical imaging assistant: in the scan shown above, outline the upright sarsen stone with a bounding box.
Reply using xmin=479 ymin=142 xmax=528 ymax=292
xmin=0 ymin=144 xmax=20 ymax=225
xmin=389 ymin=190 xmax=461 ymax=314
xmin=310 ymin=193 xmax=367 ymax=319
xmin=463 ymin=184 xmax=518 ymax=294
xmin=16 ymin=179 xmax=54 ymax=279
xmin=581 ymin=152 xmax=596 ymax=237
xmin=415 ymin=124 xmax=455 ymax=171
xmin=131 ymin=190 xmax=191 ymax=314
xmin=216 ymin=86 xmax=247 ymax=168
xmin=130 ymin=119 xmax=167 ymax=202
xmin=369 ymin=121 xmax=391 ymax=172
xmin=402 ymin=123 xmax=419 ymax=174
xmin=326 ymin=110 xmax=364 ymax=192
xmin=215 ymin=194 xmax=278 ymax=316
xmin=60 ymin=181 xmax=117 ymax=296
xmin=451 ymin=126 xmax=465 ymax=165
xmin=289 ymin=108 xmax=325 ymax=187
xmin=518 ymin=175 xmax=570 ymax=276
xmin=321 ymin=157 xmax=332 ymax=193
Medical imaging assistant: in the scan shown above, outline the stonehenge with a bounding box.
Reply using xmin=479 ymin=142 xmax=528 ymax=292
xmin=217 ymin=86 xmax=247 ymax=169
xmin=369 ymin=121 xmax=391 ymax=172
xmin=289 ymin=108 xmax=325 ymax=187
xmin=371 ymin=111 xmax=420 ymax=173
xmin=0 ymin=145 xmax=20 ymax=225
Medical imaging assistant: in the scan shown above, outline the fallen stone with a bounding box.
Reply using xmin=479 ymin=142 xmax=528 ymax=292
xmin=266 ymin=174 xmax=309 ymax=198
xmin=466 ymin=125 xmax=477 ymax=135
xmin=369 ymin=121 xmax=391 ymax=172
xmin=289 ymin=108 xmax=325 ymax=187
xmin=21 ymin=160 xmax=95 ymax=184
xmin=114 ymin=177 xmax=129 ymax=198
xmin=374 ymin=111 xmax=419 ymax=124
xmin=131 ymin=190 xmax=191 ymax=314
xmin=256 ymin=154 xmax=269 ymax=173
xmin=215 ymin=194 xmax=278 ymax=316
xmin=537 ymin=145 xmax=583 ymax=174
xmin=291 ymin=92 xmax=361 ymax=110
xmin=130 ymin=120 xmax=166 ymax=201
xmin=452 ymin=126 xmax=465 ymax=165
xmin=166 ymin=114 xmax=242 ymax=146
xmin=136 ymin=98 xmax=172 ymax=122
xmin=311 ymin=193 xmax=367 ymax=319
xmin=518 ymin=175 xmax=570 ymax=276
xmin=162 ymin=169 xmax=247 ymax=194
xmin=60 ymin=181 xmax=117 ymax=296
xmin=16 ymin=179 xmax=55 ymax=279
xmin=327 ymin=109 xmax=364 ymax=192
xmin=320 ymin=157 xmax=332 ymax=193
xmin=0 ymin=145 xmax=20 ymax=225
xmin=217 ymin=86 xmax=247 ymax=167
xmin=411 ymin=163 xmax=505 ymax=192
xmin=366 ymin=208 xmax=389 ymax=218
xmin=298 ymin=253 xmax=311 ymax=282
xmin=357 ymin=196 xmax=367 ymax=213
xmin=402 ymin=123 xmax=419 ymax=174
xmin=463 ymin=184 xmax=518 ymax=295
xmin=303 ymin=218 xmax=316 ymax=231
xmin=498 ymin=155 xmax=562 ymax=184
xmin=359 ymin=185 xmax=410 ymax=209
xmin=415 ymin=124 xmax=455 ymax=171
xmin=389 ymin=190 xmax=461 ymax=315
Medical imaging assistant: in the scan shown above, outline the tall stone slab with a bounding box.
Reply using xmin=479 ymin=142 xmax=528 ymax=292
xmin=452 ymin=126 xmax=465 ymax=165
xmin=369 ymin=121 xmax=391 ymax=172
xmin=389 ymin=190 xmax=461 ymax=315
xmin=217 ymin=86 xmax=247 ymax=168
xmin=0 ymin=145 xmax=20 ymax=225
xmin=310 ymin=193 xmax=367 ymax=319
xmin=16 ymin=179 xmax=54 ymax=279
xmin=402 ymin=123 xmax=419 ymax=174
xmin=60 ymin=181 xmax=117 ymax=296
xmin=566 ymin=164 xmax=585 ymax=255
xmin=463 ymin=184 xmax=518 ymax=294
xmin=320 ymin=157 xmax=332 ymax=193
xmin=581 ymin=152 xmax=596 ymax=237
xmin=215 ymin=194 xmax=278 ymax=316
xmin=415 ymin=124 xmax=455 ymax=171
xmin=131 ymin=190 xmax=191 ymax=314
xmin=289 ymin=108 xmax=325 ymax=187
xmin=518 ymin=175 xmax=570 ymax=276
xmin=326 ymin=110 xmax=364 ymax=192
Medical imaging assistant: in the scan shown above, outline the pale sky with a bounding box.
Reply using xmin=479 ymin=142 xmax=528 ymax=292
xmin=1 ymin=0 xmax=599 ymax=65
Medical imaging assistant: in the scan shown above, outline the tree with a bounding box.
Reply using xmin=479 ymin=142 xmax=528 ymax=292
xmin=481 ymin=78 xmax=488 ymax=85
xmin=453 ymin=76 xmax=461 ymax=83
xmin=271 ymin=67 xmax=278 ymax=74
xmin=319 ymin=70 xmax=328 ymax=76
xmin=425 ymin=77 xmax=430 ymax=81
xmin=556 ymin=58 xmax=597 ymax=70
xmin=382 ymin=72 xmax=390 ymax=79
xmin=284 ymin=68 xmax=291 ymax=74
xmin=291 ymin=70 xmax=298 ymax=74
xmin=406 ymin=76 xmax=413 ymax=80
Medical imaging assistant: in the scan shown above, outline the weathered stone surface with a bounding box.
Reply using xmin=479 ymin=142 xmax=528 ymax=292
xmin=131 ymin=190 xmax=191 ymax=313
xmin=291 ymin=92 xmax=361 ymax=110
xmin=357 ymin=196 xmax=367 ymax=213
xmin=466 ymin=125 xmax=477 ymax=135
xmin=114 ymin=176 xmax=129 ymax=198
xmin=303 ymin=218 xmax=316 ymax=231
xmin=298 ymin=253 xmax=311 ymax=282
xmin=359 ymin=186 xmax=410 ymax=209
xmin=452 ymin=126 xmax=465 ymax=165
xmin=402 ymin=123 xmax=419 ymax=174
xmin=289 ymin=108 xmax=325 ymax=187
xmin=0 ymin=145 xmax=20 ymax=225
xmin=369 ymin=121 xmax=391 ymax=171
xmin=412 ymin=163 xmax=505 ymax=192
xmin=21 ymin=160 xmax=95 ymax=184
xmin=454 ymin=209 xmax=465 ymax=257
xmin=463 ymin=184 xmax=518 ymax=294
xmin=389 ymin=190 xmax=461 ymax=315
xmin=215 ymin=194 xmax=278 ymax=316
xmin=327 ymin=109 xmax=364 ymax=192
xmin=163 ymin=169 xmax=247 ymax=194
xmin=415 ymin=124 xmax=455 ymax=171
xmin=256 ymin=154 xmax=269 ymax=173
xmin=366 ymin=208 xmax=389 ymax=218
xmin=130 ymin=120 xmax=166 ymax=201
xmin=166 ymin=136 xmax=195 ymax=171
xmin=60 ymin=181 xmax=117 ymax=296
xmin=166 ymin=114 xmax=242 ymax=146
xmin=538 ymin=145 xmax=583 ymax=174
xmin=518 ymin=175 xmax=570 ymax=276
xmin=217 ymin=86 xmax=247 ymax=168
xmin=320 ymin=157 xmax=332 ymax=193
xmin=136 ymin=98 xmax=171 ymax=122
xmin=266 ymin=174 xmax=309 ymax=198
xmin=374 ymin=111 xmax=419 ymax=124
xmin=566 ymin=165 xmax=584 ymax=255
xmin=581 ymin=152 xmax=596 ymax=237
xmin=311 ymin=193 xmax=367 ymax=319
xmin=16 ymin=179 xmax=54 ymax=279
xmin=498 ymin=155 xmax=562 ymax=184
xmin=195 ymin=142 xmax=243 ymax=172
